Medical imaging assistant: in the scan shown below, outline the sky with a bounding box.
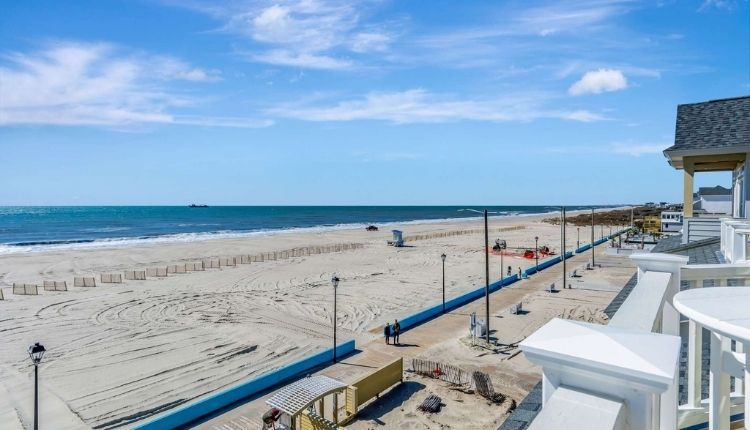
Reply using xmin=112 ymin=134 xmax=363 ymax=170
xmin=0 ymin=0 xmax=748 ymax=206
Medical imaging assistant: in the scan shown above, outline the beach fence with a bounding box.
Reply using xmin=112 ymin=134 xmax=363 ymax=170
xmin=12 ymin=283 xmax=39 ymax=295
xmin=124 ymin=270 xmax=147 ymax=280
xmin=100 ymin=273 xmax=123 ymax=284
xmin=403 ymin=226 xmax=525 ymax=242
xmin=0 ymin=289 xmax=3 ymax=300
xmin=74 ymin=277 xmax=97 ymax=287
xmin=202 ymin=259 xmax=220 ymax=269
xmin=218 ymin=258 xmax=236 ymax=268
xmin=43 ymin=281 xmax=68 ymax=292
xmin=185 ymin=262 xmax=204 ymax=272
xmin=146 ymin=268 xmax=168 ymax=278
xmin=167 ymin=264 xmax=187 ymax=274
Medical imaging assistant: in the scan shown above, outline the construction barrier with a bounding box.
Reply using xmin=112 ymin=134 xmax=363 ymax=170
xmin=43 ymin=281 xmax=68 ymax=291
xmin=167 ymin=264 xmax=187 ymax=274
xmin=343 ymin=357 xmax=403 ymax=423
xmin=101 ymin=273 xmax=123 ymax=283
xmin=146 ymin=268 xmax=168 ymax=278
xmin=124 ymin=270 xmax=147 ymax=280
xmin=132 ymin=340 xmax=356 ymax=430
xmin=12 ymin=283 xmax=39 ymax=295
xmin=74 ymin=277 xmax=97 ymax=287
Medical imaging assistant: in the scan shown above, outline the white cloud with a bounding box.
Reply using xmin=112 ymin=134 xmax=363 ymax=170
xmin=569 ymin=68 xmax=628 ymax=95
xmin=269 ymin=89 xmax=606 ymax=123
xmin=0 ymin=42 xmax=269 ymax=128
xmin=199 ymin=0 xmax=395 ymax=70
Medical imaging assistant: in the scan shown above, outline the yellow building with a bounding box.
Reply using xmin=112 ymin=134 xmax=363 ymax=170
xmin=643 ymin=216 xmax=660 ymax=234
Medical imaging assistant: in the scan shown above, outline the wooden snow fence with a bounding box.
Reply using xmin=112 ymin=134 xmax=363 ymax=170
xmin=74 ymin=277 xmax=97 ymax=287
xmin=471 ymin=371 xmax=506 ymax=403
xmin=202 ymin=259 xmax=220 ymax=269
xmin=403 ymin=226 xmax=525 ymax=242
xmin=167 ymin=264 xmax=187 ymax=274
xmin=0 ymin=289 xmax=3 ymax=300
xmin=411 ymin=358 xmax=470 ymax=387
xmin=185 ymin=262 xmax=204 ymax=271
xmin=146 ymin=267 xmax=168 ymax=278
xmin=43 ymin=281 xmax=68 ymax=291
xmin=218 ymin=258 xmax=235 ymax=268
xmin=101 ymin=273 xmax=123 ymax=284
xmin=13 ymin=283 xmax=39 ymax=295
xmin=124 ymin=270 xmax=147 ymax=281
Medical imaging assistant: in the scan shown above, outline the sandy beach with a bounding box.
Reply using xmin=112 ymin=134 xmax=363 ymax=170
xmin=0 ymin=212 xmax=616 ymax=429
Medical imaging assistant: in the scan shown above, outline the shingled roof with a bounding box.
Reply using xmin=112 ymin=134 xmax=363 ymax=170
xmin=664 ymin=96 xmax=750 ymax=154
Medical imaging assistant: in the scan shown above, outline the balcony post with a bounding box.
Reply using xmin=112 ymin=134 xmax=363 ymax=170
xmin=686 ymin=319 xmax=703 ymax=409
xmin=630 ymin=253 xmax=689 ymax=336
xmin=709 ymin=332 xmax=731 ymax=430
xmin=684 ymin=162 xmax=694 ymax=218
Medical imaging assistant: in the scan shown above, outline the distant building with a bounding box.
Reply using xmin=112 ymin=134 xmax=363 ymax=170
xmin=660 ymin=210 xmax=683 ymax=233
xmin=693 ymin=185 xmax=732 ymax=215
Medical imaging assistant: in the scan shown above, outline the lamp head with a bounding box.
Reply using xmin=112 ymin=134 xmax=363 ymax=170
xmin=28 ymin=342 xmax=45 ymax=365
xmin=331 ymin=275 xmax=340 ymax=288
xmin=440 ymin=253 xmax=446 ymax=262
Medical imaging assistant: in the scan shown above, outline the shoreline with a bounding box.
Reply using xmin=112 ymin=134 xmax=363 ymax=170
xmin=0 ymin=206 xmax=628 ymax=255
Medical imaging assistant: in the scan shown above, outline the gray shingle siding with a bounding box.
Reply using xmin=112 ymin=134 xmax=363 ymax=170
xmin=665 ymin=96 xmax=750 ymax=153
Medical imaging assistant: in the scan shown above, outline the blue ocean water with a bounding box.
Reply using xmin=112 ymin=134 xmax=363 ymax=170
xmin=0 ymin=206 xmax=614 ymax=253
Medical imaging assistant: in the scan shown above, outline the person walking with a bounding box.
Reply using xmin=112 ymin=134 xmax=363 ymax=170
xmin=384 ymin=322 xmax=391 ymax=345
xmin=393 ymin=319 xmax=401 ymax=345
xmin=518 ymin=267 xmax=522 ymax=279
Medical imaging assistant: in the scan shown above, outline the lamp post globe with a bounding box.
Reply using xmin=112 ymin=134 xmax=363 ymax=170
xmin=28 ymin=342 xmax=46 ymax=430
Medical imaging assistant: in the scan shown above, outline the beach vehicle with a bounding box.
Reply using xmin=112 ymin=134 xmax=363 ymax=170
xmin=366 ymin=225 xmax=379 ymax=231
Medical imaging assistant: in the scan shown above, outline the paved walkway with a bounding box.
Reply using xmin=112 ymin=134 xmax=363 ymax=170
xmin=193 ymin=243 xmax=632 ymax=430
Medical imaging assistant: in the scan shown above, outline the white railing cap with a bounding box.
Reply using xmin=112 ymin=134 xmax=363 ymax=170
xmin=528 ymin=386 xmax=625 ymax=430
xmin=520 ymin=319 xmax=681 ymax=392
xmin=630 ymin=253 xmax=689 ymax=265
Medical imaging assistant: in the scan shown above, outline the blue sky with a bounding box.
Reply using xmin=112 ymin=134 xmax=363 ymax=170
xmin=0 ymin=0 xmax=748 ymax=205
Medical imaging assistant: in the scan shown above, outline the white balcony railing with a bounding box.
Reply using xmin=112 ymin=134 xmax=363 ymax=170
xmin=720 ymin=218 xmax=750 ymax=263
xmin=521 ymin=251 xmax=750 ymax=430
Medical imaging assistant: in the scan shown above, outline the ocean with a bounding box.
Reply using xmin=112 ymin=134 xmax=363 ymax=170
xmin=0 ymin=206 xmax=614 ymax=253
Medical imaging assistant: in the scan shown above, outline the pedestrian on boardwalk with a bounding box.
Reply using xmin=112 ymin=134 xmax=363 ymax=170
xmin=393 ymin=319 xmax=401 ymax=345
xmin=384 ymin=322 xmax=391 ymax=345
xmin=518 ymin=267 xmax=522 ymax=279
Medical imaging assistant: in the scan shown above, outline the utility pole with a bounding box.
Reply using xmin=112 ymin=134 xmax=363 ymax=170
xmin=591 ymin=208 xmax=595 ymax=267
xmin=484 ymin=209 xmax=490 ymax=343
xmin=562 ymin=206 xmax=567 ymax=288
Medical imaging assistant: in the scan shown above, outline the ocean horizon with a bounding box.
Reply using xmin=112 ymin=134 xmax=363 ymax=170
xmin=0 ymin=205 xmax=618 ymax=253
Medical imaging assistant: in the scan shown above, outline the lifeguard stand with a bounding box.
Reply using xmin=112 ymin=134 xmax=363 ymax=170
xmin=390 ymin=230 xmax=404 ymax=247
xmin=263 ymin=375 xmax=347 ymax=429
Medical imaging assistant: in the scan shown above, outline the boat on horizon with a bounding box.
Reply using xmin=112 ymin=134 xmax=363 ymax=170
xmin=188 ymin=204 xmax=209 ymax=208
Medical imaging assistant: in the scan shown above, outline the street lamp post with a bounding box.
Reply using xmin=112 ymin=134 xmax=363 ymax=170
xmin=534 ymin=236 xmax=539 ymax=272
xmin=441 ymin=253 xmax=446 ymax=313
xmin=484 ymin=209 xmax=490 ymax=344
xmin=591 ymin=209 xmax=595 ymax=267
xmin=28 ymin=342 xmax=46 ymax=430
xmin=331 ymin=276 xmax=339 ymax=363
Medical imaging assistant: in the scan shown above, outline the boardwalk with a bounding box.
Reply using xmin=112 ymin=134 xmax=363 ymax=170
xmin=193 ymin=244 xmax=636 ymax=430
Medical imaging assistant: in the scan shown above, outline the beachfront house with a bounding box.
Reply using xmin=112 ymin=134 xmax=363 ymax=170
xmin=663 ymin=96 xmax=750 ymax=243
xmin=509 ymin=96 xmax=750 ymax=430
xmin=693 ymin=186 xmax=733 ymax=216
